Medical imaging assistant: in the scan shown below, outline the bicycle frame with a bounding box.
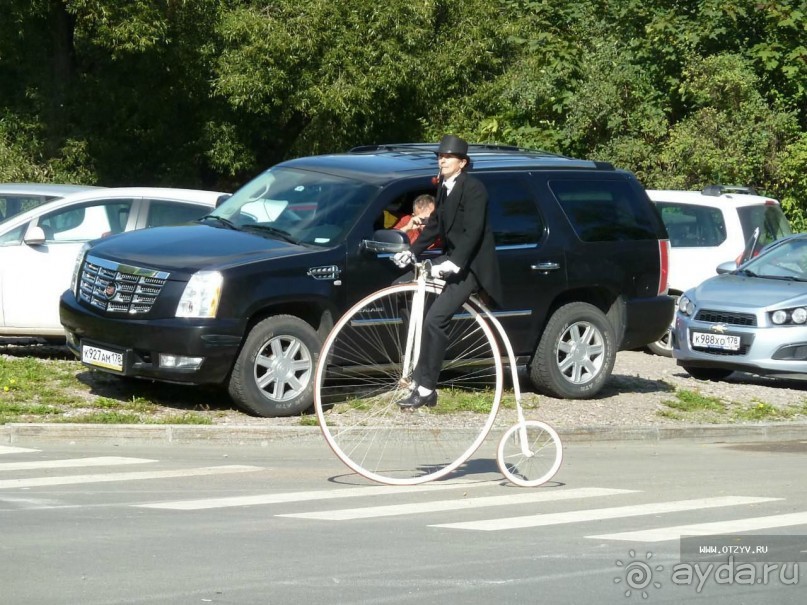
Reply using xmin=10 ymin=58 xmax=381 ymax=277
xmin=405 ymin=261 xmax=533 ymax=459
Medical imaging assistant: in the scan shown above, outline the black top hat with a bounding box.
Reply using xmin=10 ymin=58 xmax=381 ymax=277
xmin=436 ymin=134 xmax=469 ymax=158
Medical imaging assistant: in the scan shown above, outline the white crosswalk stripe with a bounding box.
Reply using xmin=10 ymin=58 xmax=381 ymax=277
xmin=587 ymin=511 xmax=807 ymax=542
xmin=277 ymin=487 xmax=636 ymax=521
xmin=0 ymin=456 xmax=155 ymax=472
xmin=428 ymin=496 xmax=781 ymax=531
xmin=136 ymin=479 xmax=501 ymax=510
xmin=0 ymin=465 xmax=261 ymax=489
xmin=0 ymin=446 xmax=40 ymax=455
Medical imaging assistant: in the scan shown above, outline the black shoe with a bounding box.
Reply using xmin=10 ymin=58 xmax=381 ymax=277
xmin=398 ymin=389 xmax=437 ymax=409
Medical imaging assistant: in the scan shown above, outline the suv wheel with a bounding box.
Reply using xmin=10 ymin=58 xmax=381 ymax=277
xmin=647 ymin=295 xmax=677 ymax=357
xmin=681 ymin=366 xmax=733 ymax=381
xmin=647 ymin=326 xmax=673 ymax=357
xmin=529 ymin=302 xmax=616 ymax=399
xmin=228 ymin=315 xmax=321 ymax=417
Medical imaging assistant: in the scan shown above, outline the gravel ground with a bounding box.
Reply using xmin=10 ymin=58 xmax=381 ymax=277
xmin=533 ymin=349 xmax=807 ymax=429
xmin=4 ymin=342 xmax=807 ymax=428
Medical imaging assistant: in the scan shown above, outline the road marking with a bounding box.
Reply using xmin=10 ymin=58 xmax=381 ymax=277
xmin=587 ymin=511 xmax=807 ymax=542
xmin=0 ymin=446 xmax=40 ymax=455
xmin=430 ymin=496 xmax=781 ymax=531
xmin=136 ymin=479 xmax=501 ymax=510
xmin=0 ymin=456 xmax=155 ymax=472
xmin=0 ymin=465 xmax=261 ymax=489
xmin=278 ymin=487 xmax=637 ymax=521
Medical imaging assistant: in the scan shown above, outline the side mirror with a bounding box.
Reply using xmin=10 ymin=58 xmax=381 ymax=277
xmin=216 ymin=193 xmax=232 ymax=208
xmin=23 ymin=225 xmax=47 ymax=246
xmin=361 ymin=229 xmax=410 ymax=254
xmin=716 ymin=261 xmax=737 ymax=275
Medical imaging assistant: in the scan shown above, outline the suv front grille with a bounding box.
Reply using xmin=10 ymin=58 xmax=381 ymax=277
xmin=694 ymin=309 xmax=757 ymax=326
xmin=78 ymin=255 xmax=170 ymax=315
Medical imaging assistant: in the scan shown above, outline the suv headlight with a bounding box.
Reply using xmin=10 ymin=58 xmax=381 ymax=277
xmin=70 ymin=243 xmax=91 ymax=295
xmin=176 ymin=271 xmax=223 ymax=318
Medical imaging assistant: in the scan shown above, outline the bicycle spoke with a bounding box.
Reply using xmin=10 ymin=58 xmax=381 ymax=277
xmin=497 ymin=421 xmax=563 ymax=487
xmin=315 ymin=282 xmax=502 ymax=485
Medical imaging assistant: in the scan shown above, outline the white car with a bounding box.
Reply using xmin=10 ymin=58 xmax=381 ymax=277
xmin=0 ymin=183 xmax=104 ymax=224
xmin=647 ymin=185 xmax=793 ymax=356
xmin=0 ymin=187 xmax=225 ymax=341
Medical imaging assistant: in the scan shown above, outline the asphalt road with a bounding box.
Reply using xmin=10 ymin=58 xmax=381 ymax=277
xmin=1 ymin=436 xmax=805 ymax=604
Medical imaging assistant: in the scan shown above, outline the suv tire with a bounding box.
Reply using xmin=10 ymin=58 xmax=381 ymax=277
xmin=646 ymin=294 xmax=678 ymax=358
xmin=228 ymin=315 xmax=321 ymax=417
xmin=646 ymin=331 xmax=673 ymax=357
xmin=529 ymin=302 xmax=616 ymax=399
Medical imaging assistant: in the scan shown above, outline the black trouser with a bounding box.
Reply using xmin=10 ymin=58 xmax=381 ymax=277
xmin=413 ymin=269 xmax=480 ymax=390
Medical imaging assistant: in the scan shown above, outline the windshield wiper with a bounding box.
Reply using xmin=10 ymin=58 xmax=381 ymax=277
xmin=765 ymin=274 xmax=807 ymax=282
xmin=736 ymin=268 xmax=758 ymax=278
xmin=241 ymin=224 xmax=299 ymax=244
xmin=199 ymin=215 xmax=240 ymax=230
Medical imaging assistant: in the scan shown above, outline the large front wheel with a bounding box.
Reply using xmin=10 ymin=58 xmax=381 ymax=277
xmin=314 ymin=283 xmax=503 ymax=485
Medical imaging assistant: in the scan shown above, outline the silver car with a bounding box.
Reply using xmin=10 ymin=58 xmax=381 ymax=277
xmin=673 ymin=233 xmax=807 ymax=380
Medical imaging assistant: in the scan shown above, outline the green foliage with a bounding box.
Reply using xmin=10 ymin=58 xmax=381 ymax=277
xmin=774 ymin=131 xmax=807 ymax=230
xmin=654 ymin=53 xmax=798 ymax=190
xmin=0 ymin=0 xmax=806 ymax=213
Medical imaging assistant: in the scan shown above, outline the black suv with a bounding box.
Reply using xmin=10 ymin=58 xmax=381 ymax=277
xmin=59 ymin=144 xmax=673 ymax=417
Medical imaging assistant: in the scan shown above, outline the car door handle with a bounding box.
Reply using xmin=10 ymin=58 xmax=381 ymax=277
xmin=531 ymin=262 xmax=560 ymax=272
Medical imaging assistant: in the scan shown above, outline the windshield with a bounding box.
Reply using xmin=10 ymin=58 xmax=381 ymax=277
xmin=744 ymin=237 xmax=807 ymax=280
xmin=208 ymin=167 xmax=377 ymax=246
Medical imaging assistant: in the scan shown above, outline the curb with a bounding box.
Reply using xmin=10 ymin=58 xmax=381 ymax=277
xmin=2 ymin=421 xmax=806 ymax=446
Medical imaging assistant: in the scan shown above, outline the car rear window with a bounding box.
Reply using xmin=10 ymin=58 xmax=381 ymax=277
xmin=737 ymin=204 xmax=792 ymax=248
xmin=654 ymin=202 xmax=727 ymax=248
xmin=549 ymin=179 xmax=660 ymax=242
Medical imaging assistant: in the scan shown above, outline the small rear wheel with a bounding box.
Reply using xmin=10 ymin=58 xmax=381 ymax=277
xmin=315 ymin=283 xmax=503 ymax=485
xmin=497 ymin=421 xmax=563 ymax=487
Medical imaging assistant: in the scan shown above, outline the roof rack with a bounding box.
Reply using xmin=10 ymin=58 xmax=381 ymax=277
xmin=702 ymin=184 xmax=759 ymax=197
xmin=348 ymin=142 xmax=564 ymax=158
xmin=349 ymin=143 xmax=434 ymax=154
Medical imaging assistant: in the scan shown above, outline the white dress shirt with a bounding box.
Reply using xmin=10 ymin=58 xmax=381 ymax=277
xmin=443 ymin=173 xmax=460 ymax=196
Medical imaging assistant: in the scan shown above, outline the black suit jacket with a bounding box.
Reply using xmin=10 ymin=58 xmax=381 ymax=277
xmin=411 ymin=172 xmax=503 ymax=307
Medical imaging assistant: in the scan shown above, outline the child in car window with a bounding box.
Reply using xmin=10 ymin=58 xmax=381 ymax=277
xmin=392 ymin=194 xmax=436 ymax=245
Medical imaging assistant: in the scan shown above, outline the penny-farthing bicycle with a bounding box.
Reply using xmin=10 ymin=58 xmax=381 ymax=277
xmin=314 ymin=257 xmax=562 ymax=486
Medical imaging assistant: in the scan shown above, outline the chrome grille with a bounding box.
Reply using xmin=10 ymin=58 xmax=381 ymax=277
xmin=694 ymin=309 xmax=757 ymax=326
xmin=78 ymin=255 xmax=170 ymax=315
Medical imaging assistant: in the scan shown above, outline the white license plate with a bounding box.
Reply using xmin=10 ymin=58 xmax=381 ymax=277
xmin=691 ymin=331 xmax=741 ymax=351
xmin=82 ymin=344 xmax=124 ymax=371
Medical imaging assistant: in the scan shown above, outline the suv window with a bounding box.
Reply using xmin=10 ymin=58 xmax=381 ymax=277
xmin=737 ymin=204 xmax=792 ymax=248
xmin=550 ymin=179 xmax=658 ymax=242
xmin=213 ymin=167 xmax=377 ymax=246
xmin=479 ymin=174 xmax=543 ymax=246
xmin=655 ymin=202 xmax=726 ymax=247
